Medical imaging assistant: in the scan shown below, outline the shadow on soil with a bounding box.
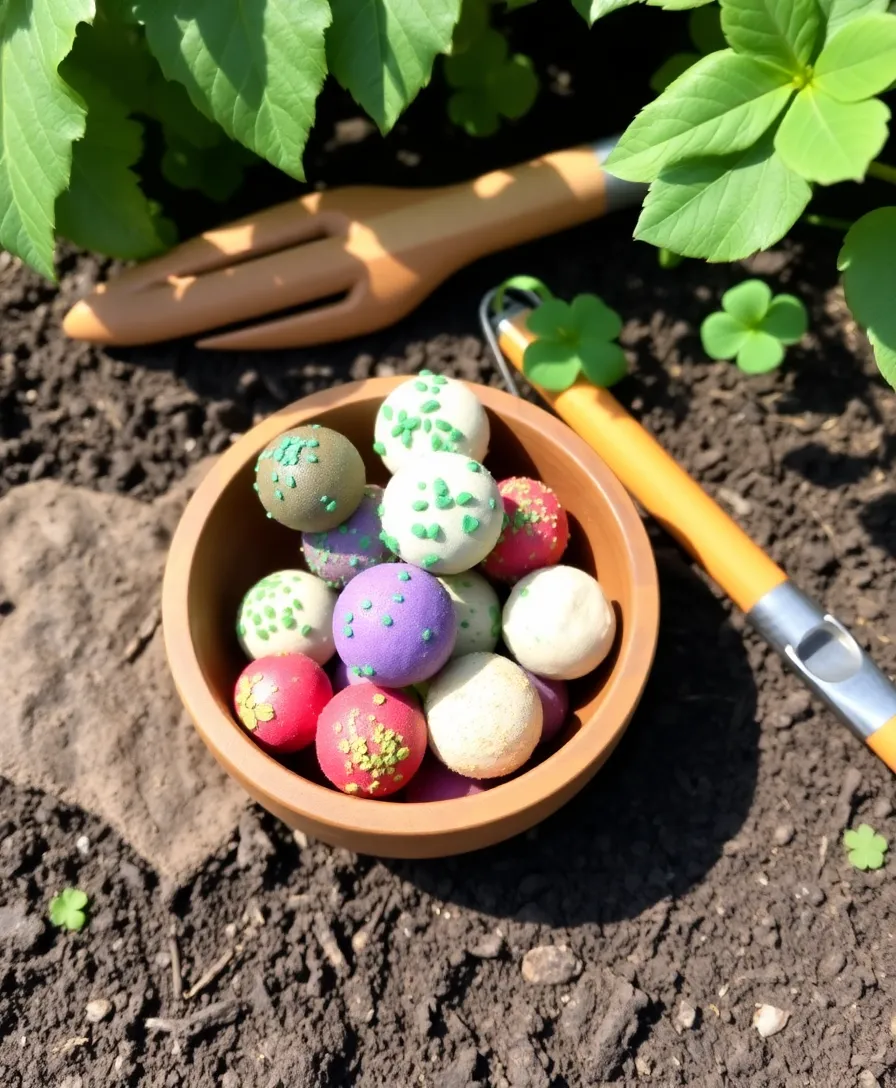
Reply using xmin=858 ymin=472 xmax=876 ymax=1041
xmin=386 ymin=545 xmax=759 ymax=928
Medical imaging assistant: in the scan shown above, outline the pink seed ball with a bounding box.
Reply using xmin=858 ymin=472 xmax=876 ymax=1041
xmin=233 ymin=653 xmax=332 ymax=755
xmin=316 ymin=685 xmax=427 ymax=798
xmin=524 ymin=671 xmax=570 ymax=745
xmin=403 ymin=756 xmax=487 ymax=803
xmin=482 ymin=477 xmax=569 ymax=583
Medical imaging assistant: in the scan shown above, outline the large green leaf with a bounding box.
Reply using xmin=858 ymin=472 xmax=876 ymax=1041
xmin=775 ymin=87 xmax=889 ymax=183
xmin=327 ymin=0 xmax=461 ymax=134
xmin=813 ymin=14 xmax=896 ymax=101
xmin=720 ymin=0 xmax=821 ymax=73
xmin=0 ymin=0 xmax=95 ymax=278
xmin=634 ymin=134 xmax=812 ymax=260
xmin=137 ymin=0 xmax=330 ymax=181
xmin=571 ymin=0 xmax=640 ymax=22
xmin=818 ymin=0 xmax=887 ymax=43
xmin=55 ymin=61 xmax=164 ymax=259
xmin=604 ymin=50 xmax=792 ymax=183
xmin=838 ymin=207 xmax=896 ymax=388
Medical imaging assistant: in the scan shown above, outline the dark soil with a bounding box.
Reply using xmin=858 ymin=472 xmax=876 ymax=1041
xmin=3 ymin=4 xmax=896 ymax=1086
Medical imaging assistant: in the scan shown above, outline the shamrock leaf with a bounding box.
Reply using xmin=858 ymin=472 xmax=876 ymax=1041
xmin=838 ymin=207 xmax=896 ymax=389
xmin=701 ymin=279 xmax=807 ymax=374
xmin=444 ymin=28 xmax=538 ymax=137
xmin=49 ymin=887 xmax=89 ymax=932
xmin=843 ymin=823 xmax=888 ymax=870
xmin=523 ymin=293 xmax=627 ymax=391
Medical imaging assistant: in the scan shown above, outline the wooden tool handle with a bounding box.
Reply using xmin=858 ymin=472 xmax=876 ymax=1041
xmin=498 ymin=314 xmax=787 ymax=613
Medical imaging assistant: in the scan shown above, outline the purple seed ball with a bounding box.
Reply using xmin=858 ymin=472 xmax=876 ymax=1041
xmin=302 ymin=486 xmax=391 ymax=589
xmin=403 ymin=757 xmax=486 ymax=802
xmin=525 ymin=671 xmax=570 ymax=745
xmin=333 ymin=563 xmax=457 ymax=688
xmin=327 ymin=655 xmax=370 ymax=693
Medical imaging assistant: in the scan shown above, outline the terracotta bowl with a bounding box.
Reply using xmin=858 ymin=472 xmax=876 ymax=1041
xmin=162 ymin=378 xmax=659 ymax=858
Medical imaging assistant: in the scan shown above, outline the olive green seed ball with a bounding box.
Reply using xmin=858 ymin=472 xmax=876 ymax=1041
xmin=254 ymin=425 xmax=366 ymax=532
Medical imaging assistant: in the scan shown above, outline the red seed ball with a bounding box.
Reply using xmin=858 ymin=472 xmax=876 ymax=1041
xmin=233 ymin=653 xmax=332 ymax=755
xmin=316 ymin=685 xmax=427 ymax=798
xmin=481 ymin=477 xmax=569 ymax=583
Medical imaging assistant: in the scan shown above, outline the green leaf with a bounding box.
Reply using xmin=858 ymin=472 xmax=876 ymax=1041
xmin=327 ymin=0 xmax=462 ymax=134
xmin=635 ymin=133 xmax=812 ymax=261
xmin=526 ymin=298 xmax=573 ymax=338
xmin=736 ymin=330 xmax=785 ymax=372
xmin=813 ymin=13 xmax=896 ymax=101
xmin=571 ymin=292 xmax=623 ymax=340
xmin=161 ymin=139 xmax=248 ymax=202
xmin=818 ymin=0 xmax=888 ymax=43
xmin=0 ymin=0 xmax=96 ymax=278
xmin=650 ymin=52 xmax=700 ymax=94
xmin=658 ymin=247 xmax=685 ymax=269
xmin=838 ymin=207 xmax=896 ymax=387
xmin=774 ymin=87 xmax=889 ymax=183
xmin=701 ymin=312 xmax=751 ymax=358
xmin=720 ymin=0 xmax=822 ymax=74
xmin=842 ymin=823 xmax=888 ymax=869
xmin=492 ymin=54 xmax=538 ymax=118
xmin=447 ymin=89 xmax=498 ymax=135
xmin=137 ymin=0 xmax=330 ymax=181
xmin=604 ymin=51 xmax=793 ymax=184
xmin=522 ymin=339 xmax=582 ymax=390
xmin=689 ymin=3 xmax=726 ymax=52
xmin=444 ymin=26 xmax=505 ymax=84
xmin=722 ymin=279 xmax=772 ymax=324
xmin=570 ymin=0 xmax=637 ymax=23
xmin=56 ymin=60 xmax=165 ymax=259
xmin=493 ymin=274 xmax=554 ymax=313
xmin=760 ymin=294 xmax=808 ymax=342
xmin=49 ymin=887 xmax=89 ymax=931
xmin=647 ymin=0 xmax=716 ymax=8
xmin=450 ymin=0 xmax=488 ymax=53
xmin=579 ymin=340 xmax=628 ymax=386
xmin=101 ymin=0 xmax=139 ymax=22
xmin=62 ymin=7 xmax=151 ymax=113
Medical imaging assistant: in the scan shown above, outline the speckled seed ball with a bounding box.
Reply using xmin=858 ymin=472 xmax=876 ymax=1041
xmin=525 ymin=671 xmax=570 ymax=745
xmin=328 ymin=656 xmax=369 ymax=694
xmin=233 ymin=653 xmax=332 ymax=755
xmin=425 ymin=653 xmax=542 ymax=778
xmin=302 ymin=485 xmax=392 ymax=589
xmin=482 ymin=477 xmax=570 ymax=583
xmin=316 ymin=686 xmax=427 ymax=797
xmin=373 ymin=369 xmax=490 ymax=474
xmin=502 ymin=565 xmax=616 ymax=680
xmin=403 ymin=757 xmax=487 ymax=802
xmin=437 ymin=571 xmax=502 ymax=658
xmin=332 ymin=564 xmax=457 ymax=687
xmin=380 ymin=453 xmax=503 ymax=575
xmin=237 ymin=570 xmax=336 ymax=665
xmin=254 ymin=424 xmax=366 ymax=532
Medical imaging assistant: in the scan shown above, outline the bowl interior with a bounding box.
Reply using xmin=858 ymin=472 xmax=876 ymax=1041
xmin=167 ymin=378 xmax=658 ymax=850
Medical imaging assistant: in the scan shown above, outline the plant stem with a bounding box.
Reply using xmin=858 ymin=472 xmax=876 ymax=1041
xmin=802 ymin=213 xmax=853 ymax=232
xmin=868 ymin=160 xmax=896 ymax=186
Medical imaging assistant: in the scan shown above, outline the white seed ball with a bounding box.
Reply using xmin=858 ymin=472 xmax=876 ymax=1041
xmin=502 ymin=565 xmax=616 ymax=680
xmin=438 ymin=571 xmax=502 ymax=658
xmin=380 ymin=453 xmax=503 ymax=575
xmin=374 ymin=371 xmax=490 ymax=474
xmin=425 ymin=653 xmax=542 ymax=778
xmin=236 ymin=569 xmax=336 ymax=664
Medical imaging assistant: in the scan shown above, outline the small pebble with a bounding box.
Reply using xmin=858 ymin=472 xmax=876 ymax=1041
xmin=872 ymin=797 xmax=893 ymax=819
xmin=773 ymin=823 xmax=795 ymax=846
xmin=673 ymin=999 xmax=697 ymax=1033
xmin=521 ymin=945 xmax=581 ymax=985
xmin=470 ymin=932 xmax=504 ymax=959
xmin=818 ymin=949 xmax=847 ymax=980
xmin=753 ymin=1004 xmax=789 ymax=1037
xmin=858 ymin=1072 xmax=881 ymax=1088
xmin=75 ymin=835 xmax=90 ymax=856
xmin=85 ymin=999 xmax=112 ymax=1023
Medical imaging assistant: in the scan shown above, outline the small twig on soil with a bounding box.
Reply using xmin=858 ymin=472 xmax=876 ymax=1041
xmin=351 ymin=892 xmax=396 ymax=955
xmin=184 ymin=947 xmax=236 ymax=1000
xmin=168 ymin=929 xmax=183 ymax=1004
xmin=817 ymin=834 xmax=829 ymax=878
xmin=833 ymin=767 xmax=863 ymax=832
xmin=145 ymin=1000 xmax=241 ymax=1037
xmin=123 ymin=606 xmax=161 ymax=664
xmin=314 ymin=913 xmax=351 ymax=977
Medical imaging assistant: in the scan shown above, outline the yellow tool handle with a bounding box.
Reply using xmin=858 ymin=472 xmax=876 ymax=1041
xmin=497 ymin=314 xmax=786 ymax=613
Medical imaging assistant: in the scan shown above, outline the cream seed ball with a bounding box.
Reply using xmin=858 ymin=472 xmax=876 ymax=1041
xmin=254 ymin=424 xmax=366 ymax=532
xmin=373 ymin=369 xmax=490 ymax=474
xmin=380 ymin=453 xmax=503 ymax=575
xmin=502 ymin=565 xmax=616 ymax=680
xmin=437 ymin=571 xmax=502 ymax=658
xmin=237 ymin=570 xmax=336 ymax=665
xmin=425 ymin=653 xmax=542 ymax=778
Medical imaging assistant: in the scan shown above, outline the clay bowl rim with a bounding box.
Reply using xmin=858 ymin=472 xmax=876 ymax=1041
xmin=162 ymin=377 xmax=659 ymax=842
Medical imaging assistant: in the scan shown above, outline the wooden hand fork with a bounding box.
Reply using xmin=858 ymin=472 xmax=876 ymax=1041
xmin=62 ymin=140 xmax=643 ymax=351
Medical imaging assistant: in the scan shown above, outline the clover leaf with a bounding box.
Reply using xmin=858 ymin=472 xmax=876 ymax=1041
xmin=843 ymin=823 xmax=888 ymax=870
xmin=838 ymin=207 xmax=896 ymax=389
xmin=701 ymin=279 xmax=807 ymax=374
xmin=49 ymin=888 xmax=89 ymax=932
xmin=524 ymin=294 xmax=627 ymax=391
xmin=445 ymin=29 xmax=539 ymax=137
